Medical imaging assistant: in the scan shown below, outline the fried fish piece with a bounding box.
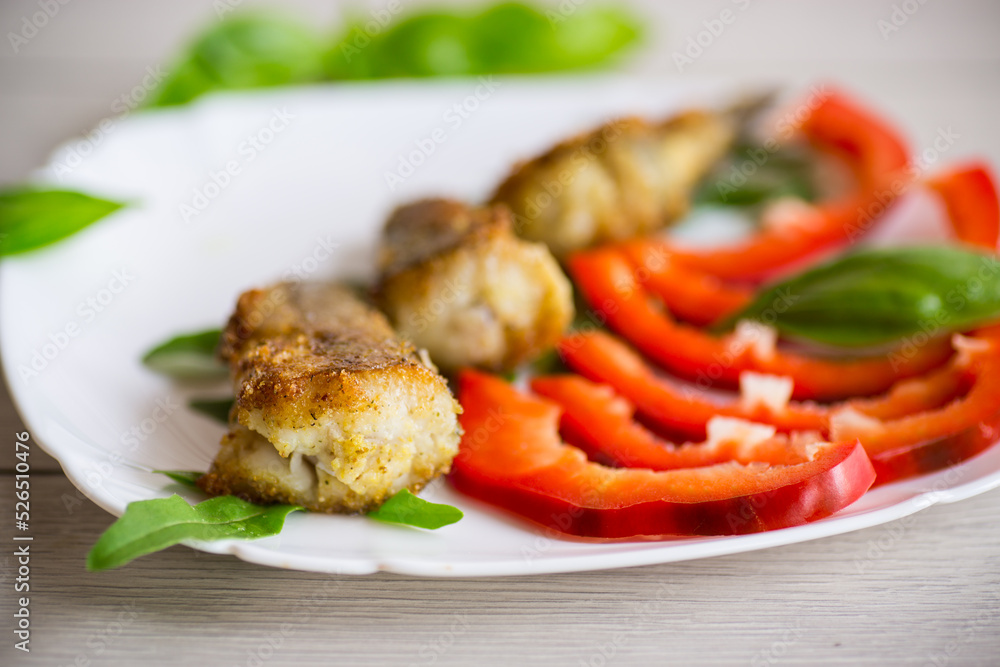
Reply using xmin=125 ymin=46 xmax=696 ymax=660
xmin=198 ymin=282 xmax=462 ymax=513
xmin=490 ymin=110 xmax=737 ymax=258
xmin=377 ymin=198 xmax=573 ymax=374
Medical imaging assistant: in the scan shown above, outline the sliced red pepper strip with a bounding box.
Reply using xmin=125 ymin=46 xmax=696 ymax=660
xmin=925 ymin=162 xmax=1000 ymax=250
xmin=531 ymin=374 xmax=819 ymax=469
xmin=797 ymin=89 xmax=911 ymax=191
xmin=556 ymin=330 xmax=968 ymax=441
xmin=620 ymin=241 xmax=753 ymax=326
xmin=533 ymin=352 xmax=997 ymax=487
xmin=569 ymin=247 xmax=954 ymax=400
xmin=557 ymin=330 xmax=825 ymax=439
xmin=639 ymin=91 xmax=913 ymax=282
xmin=450 ymin=370 xmax=876 ymax=538
xmin=829 ymin=335 xmax=1000 ymax=485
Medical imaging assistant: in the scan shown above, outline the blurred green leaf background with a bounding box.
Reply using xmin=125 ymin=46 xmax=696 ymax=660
xmin=152 ymin=2 xmax=643 ymax=107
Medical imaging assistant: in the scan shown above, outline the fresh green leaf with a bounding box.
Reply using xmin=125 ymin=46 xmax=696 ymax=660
xmin=189 ymin=397 xmax=235 ymax=424
xmin=695 ymin=143 xmax=818 ymax=209
xmin=324 ymin=2 xmax=642 ymax=80
xmin=86 ymin=494 xmax=303 ymax=571
xmin=368 ymin=489 xmax=463 ymax=529
xmin=151 ymin=14 xmax=324 ymax=107
xmin=529 ymin=349 xmax=568 ymax=375
xmin=142 ymin=329 xmax=226 ymax=380
xmin=549 ymin=5 xmax=643 ymax=70
xmin=0 ymin=188 xmax=126 ymax=257
xmin=156 ymin=470 xmax=204 ymax=490
xmin=721 ymin=246 xmax=1000 ymax=347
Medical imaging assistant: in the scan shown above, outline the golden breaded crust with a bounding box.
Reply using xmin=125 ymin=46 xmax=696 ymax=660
xmin=377 ymin=199 xmax=573 ymax=373
xmin=200 ymin=281 xmax=462 ymax=513
xmin=198 ymin=425 xmax=454 ymax=514
xmin=490 ymin=111 xmax=736 ymax=258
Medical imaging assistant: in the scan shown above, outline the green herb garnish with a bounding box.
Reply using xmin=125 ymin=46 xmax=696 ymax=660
xmin=155 ymin=470 xmax=204 ymax=490
xmin=142 ymin=329 xmax=226 ymax=380
xmin=695 ymin=143 xmax=818 ymax=209
xmin=189 ymin=397 xmax=235 ymax=424
xmin=368 ymin=489 xmax=463 ymax=529
xmin=151 ymin=14 xmax=325 ymax=107
xmin=86 ymin=494 xmax=303 ymax=571
xmin=721 ymin=246 xmax=1000 ymax=347
xmin=150 ymin=4 xmax=642 ymax=107
xmin=0 ymin=188 xmax=126 ymax=257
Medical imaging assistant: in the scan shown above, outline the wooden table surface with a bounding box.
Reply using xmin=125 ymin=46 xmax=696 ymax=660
xmin=2 ymin=1 xmax=999 ymax=665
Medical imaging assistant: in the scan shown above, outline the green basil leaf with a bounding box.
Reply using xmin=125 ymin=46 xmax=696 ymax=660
xmin=548 ymin=5 xmax=643 ymax=70
xmin=695 ymin=143 xmax=818 ymax=209
xmin=142 ymin=329 xmax=226 ymax=380
xmin=323 ymin=2 xmax=642 ymax=80
xmin=156 ymin=470 xmax=203 ymax=490
xmin=368 ymin=489 xmax=463 ymax=529
xmin=0 ymin=188 xmax=126 ymax=257
xmin=151 ymin=14 xmax=324 ymax=107
xmin=86 ymin=494 xmax=303 ymax=571
xmin=723 ymin=246 xmax=1000 ymax=347
xmin=189 ymin=397 xmax=235 ymax=424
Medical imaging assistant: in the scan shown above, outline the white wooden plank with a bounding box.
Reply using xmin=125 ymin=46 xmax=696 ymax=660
xmin=1 ymin=475 xmax=998 ymax=666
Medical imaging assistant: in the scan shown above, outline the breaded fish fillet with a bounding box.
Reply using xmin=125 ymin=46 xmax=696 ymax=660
xmin=198 ymin=282 xmax=462 ymax=513
xmin=377 ymin=198 xmax=573 ymax=374
xmin=491 ymin=110 xmax=737 ymax=258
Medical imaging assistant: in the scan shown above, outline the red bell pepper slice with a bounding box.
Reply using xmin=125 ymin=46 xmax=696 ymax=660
xmin=556 ymin=330 xmax=824 ymax=439
xmin=925 ymin=162 xmax=1000 ymax=250
xmin=640 ymin=90 xmax=913 ymax=282
xmin=531 ymin=373 xmax=821 ymax=469
xmin=830 ymin=335 xmax=1000 ymax=483
xmin=556 ymin=330 xmax=967 ymax=440
xmin=544 ymin=330 xmax=999 ymax=485
xmin=450 ymin=370 xmax=876 ymax=538
xmin=569 ymin=247 xmax=953 ymax=400
xmin=620 ymin=241 xmax=753 ymax=326
xmin=798 ymin=89 xmax=911 ymax=191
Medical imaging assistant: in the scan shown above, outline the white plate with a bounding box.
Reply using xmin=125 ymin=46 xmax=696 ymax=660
xmin=4 ymin=78 xmax=1000 ymax=577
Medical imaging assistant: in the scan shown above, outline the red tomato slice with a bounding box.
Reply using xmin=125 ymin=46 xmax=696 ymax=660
xmin=450 ymin=371 xmax=876 ymax=538
xmin=568 ymin=247 xmax=954 ymax=400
